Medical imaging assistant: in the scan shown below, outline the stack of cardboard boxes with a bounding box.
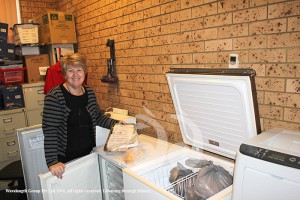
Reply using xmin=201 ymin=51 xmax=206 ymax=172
xmin=13 ymin=23 xmax=40 ymax=55
xmin=17 ymin=11 xmax=78 ymax=84
xmin=0 ymin=10 xmax=77 ymax=110
xmin=0 ymin=22 xmax=25 ymax=110
xmin=11 ymin=22 xmax=49 ymax=84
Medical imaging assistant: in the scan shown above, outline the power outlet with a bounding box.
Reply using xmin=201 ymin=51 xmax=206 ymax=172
xmin=113 ymin=108 xmax=128 ymax=115
xmin=229 ymin=54 xmax=239 ymax=68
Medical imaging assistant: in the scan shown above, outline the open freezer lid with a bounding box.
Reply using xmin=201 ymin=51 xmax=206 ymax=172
xmin=166 ymin=68 xmax=261 ymax=159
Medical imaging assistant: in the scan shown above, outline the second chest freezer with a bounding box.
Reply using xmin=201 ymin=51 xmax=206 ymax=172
xmin=123 ymin=68 xmax=261 ymax=200
xmin=38 ymin=133 xmax=182 ymax=200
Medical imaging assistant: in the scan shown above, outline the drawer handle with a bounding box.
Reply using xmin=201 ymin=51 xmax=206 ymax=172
xmin=3 ymin=118 xmax=12 ymax=123
xmin=7 ymin=150 xmax=18 ymax=156
xmin=7 ymin=140 xmax=16 ymax=146
xmin=37 ymin=89 xmax=44 ymax=94
xmin=38 ymin=100 xmax=44 ymax=105
xmin=4 ymin=128 xmax=15 ymax=135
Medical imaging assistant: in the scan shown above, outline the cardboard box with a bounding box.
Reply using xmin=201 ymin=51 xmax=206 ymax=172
xmin=24 ymin=54 xmax=50 ymax=83
xmin=12 ymin=23 xmax=39 ymax=45
xmin=0 ymin=85 xmax=24 ymax=110
xmin=33 ymin=11 xmax=77 ymax=44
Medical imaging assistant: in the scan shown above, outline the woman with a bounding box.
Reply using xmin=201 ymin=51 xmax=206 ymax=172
xmin=42 ymin=53 xmax=120 ymax=179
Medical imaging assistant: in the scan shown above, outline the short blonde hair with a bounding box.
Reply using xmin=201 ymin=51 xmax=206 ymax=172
xmin=60 ymin=53 xmax=87 ymax=76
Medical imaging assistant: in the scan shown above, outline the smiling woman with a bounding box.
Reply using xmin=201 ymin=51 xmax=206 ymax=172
xmin=0 ymin=0 xmax=20 ymax=43
xmin=42 ymin=53 xmax=121 ymax=179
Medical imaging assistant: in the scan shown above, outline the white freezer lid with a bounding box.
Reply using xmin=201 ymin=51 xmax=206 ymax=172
xmin=166 ymin=68 xmax=260 ymax=159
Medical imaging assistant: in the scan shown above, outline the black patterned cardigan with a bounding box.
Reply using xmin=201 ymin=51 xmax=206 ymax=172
xmin=42 ymin=85 xmax=118 ymax=168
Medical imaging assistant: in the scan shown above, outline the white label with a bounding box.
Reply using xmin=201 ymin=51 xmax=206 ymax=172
xmin=39 ymin=66 xmax=50 ymax=75
xmin=29 ymin=135 xmax=44 ymax=149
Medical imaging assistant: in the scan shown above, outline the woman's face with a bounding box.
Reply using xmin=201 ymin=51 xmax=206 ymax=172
xmin=65 ymin=66 xmax=85 ymax=88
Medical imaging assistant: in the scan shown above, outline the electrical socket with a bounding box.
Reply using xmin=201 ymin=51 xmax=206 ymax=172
xmin=112 ymin=108 xmax=128 ymax=116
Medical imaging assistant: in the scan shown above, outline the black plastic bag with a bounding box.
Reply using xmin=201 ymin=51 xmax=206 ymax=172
xmin=185 ymin=158 xmax=212 ymax=168
xmin=185 ymin=163 xmax=233 ymax=200
xmin=169 ymin=162 xmax=193 ymax=183
xmin=169 ymin=162 xmax=193 ymax=196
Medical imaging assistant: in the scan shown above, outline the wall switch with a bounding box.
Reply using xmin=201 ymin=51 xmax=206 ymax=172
xmin=229 ymin=54 xmax=239 ymax=68
xmin=113 ymin=108 xmax=129 ymax=115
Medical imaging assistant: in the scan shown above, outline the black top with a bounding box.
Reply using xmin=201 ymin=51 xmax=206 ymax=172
xmin=59 ymin=85 xmax=93 ymax=163
xmin=43 ymin=85 xmax=119 ymax=167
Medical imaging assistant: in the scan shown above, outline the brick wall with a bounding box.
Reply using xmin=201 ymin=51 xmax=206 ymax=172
xmin=20 ymin=0 xmax=300 ymax=142
xmin=19 ymin=0 xmax=58 ymax=23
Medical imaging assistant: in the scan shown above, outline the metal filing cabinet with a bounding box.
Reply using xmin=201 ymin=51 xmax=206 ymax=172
xmin=22 ymin=82 xmax=45 ymax=126
xmin=0 ymin=83 xmax=44 ymax=189
xmin=0 ymin=108 xmax=26 ymax=169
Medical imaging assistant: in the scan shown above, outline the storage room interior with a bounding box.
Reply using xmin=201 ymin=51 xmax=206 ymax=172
xmin=13 ymin=0 xmax=300 ymax=140
xmin=0 ymin=0 xmax=299 ymax=199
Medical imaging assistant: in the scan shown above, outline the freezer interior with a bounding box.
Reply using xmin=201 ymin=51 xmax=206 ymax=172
xmin=124 ymin=148 xmax=234 ymax=199
xmin=95 ymin=134 xmax=184 ymax=200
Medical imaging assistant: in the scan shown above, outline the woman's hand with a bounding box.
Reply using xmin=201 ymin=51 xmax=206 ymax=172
xmin=49 ymin=162 xmax=65 ymax=179
xmin=119 ymin=120 xmax=126 ymax=125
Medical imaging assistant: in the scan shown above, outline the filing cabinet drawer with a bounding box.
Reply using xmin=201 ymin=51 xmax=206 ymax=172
xmin=26 ymin=109 xmax=43 ymax=126
xmin=0 ymin=136 xmax=20 ymax=161
xmin=23 ymin=84 xmax=45 ymax=110
xmin=0 ymin=110 xmax=26 ymax=138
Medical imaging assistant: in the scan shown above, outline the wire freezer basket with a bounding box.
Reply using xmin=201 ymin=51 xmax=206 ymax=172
xmin=165 ymin=171 xmax=198 ymax=198
xmin=138 ymin=156 xmax=234 ymax=200
xmin=139 ymin=157 xmax=198 ymax=200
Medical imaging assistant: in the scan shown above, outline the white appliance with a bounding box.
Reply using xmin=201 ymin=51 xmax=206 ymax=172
xmin=232 ymin=128 xmax=300 ymax=200
xmin=17 ymin=112 xmax=135 ymax=200
xmin=38 ymin=111 xmax=182 ymax=200
xmin=39 ymin=134 xmax=181 ymax=200
xmin=17 ymin=125 xmax=48 ymax=200
xmin=122 ymin=68 xmax=261 ymax=200
xmin=95 ymin=135 xmax=182 ymax=200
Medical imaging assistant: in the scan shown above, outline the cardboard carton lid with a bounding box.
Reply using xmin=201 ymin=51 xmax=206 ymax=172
xmin=166 ymin=68 xmax=261 ymax=159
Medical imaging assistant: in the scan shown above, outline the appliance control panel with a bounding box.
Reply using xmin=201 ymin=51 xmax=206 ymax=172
xmin=240 ymin=143 xmax=300 ymax=169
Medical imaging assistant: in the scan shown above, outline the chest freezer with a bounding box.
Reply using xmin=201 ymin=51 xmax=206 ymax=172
xmin=18 ymin=113 xmax=135 ymax=200
xmin=123 ymin=68 xmax=261 ymax=200
xmin=232 ymin=128 xmax=300 ymax=200
xmin=39 ymin=133 xmax=182 ymax=200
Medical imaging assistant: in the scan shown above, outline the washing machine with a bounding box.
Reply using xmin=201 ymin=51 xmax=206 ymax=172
xmin=232 ymin=128 xmax=300 ymax=200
